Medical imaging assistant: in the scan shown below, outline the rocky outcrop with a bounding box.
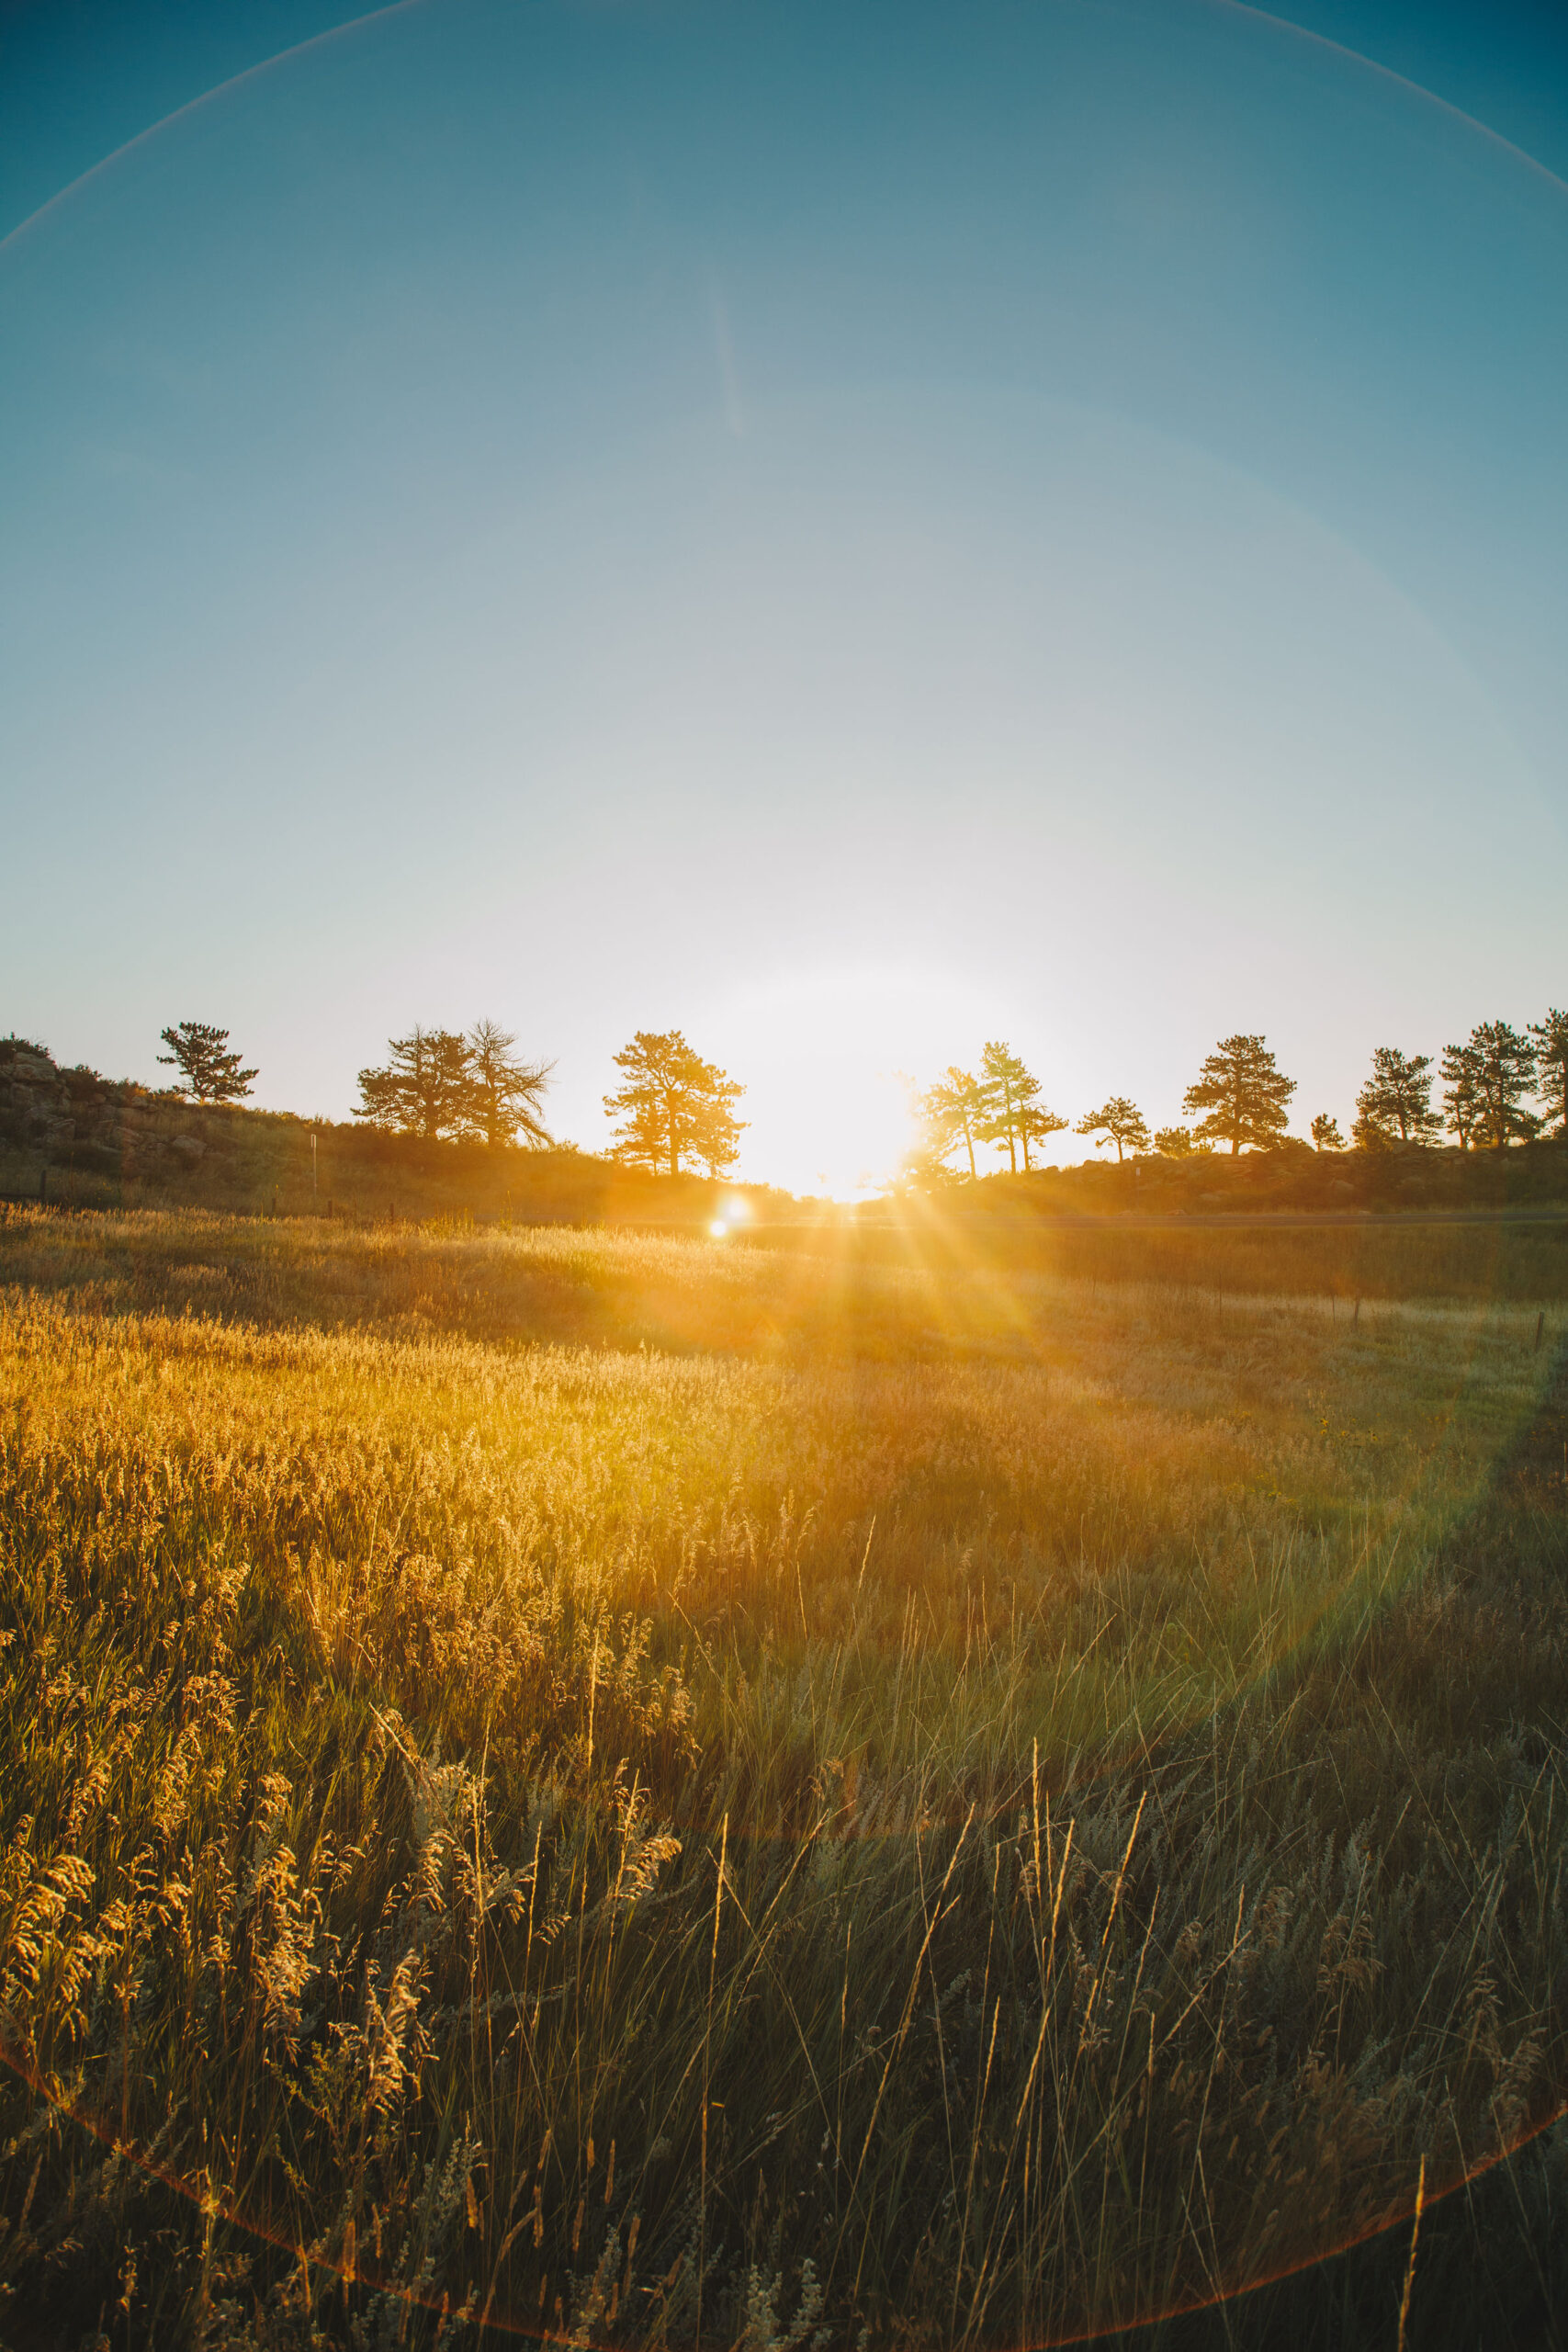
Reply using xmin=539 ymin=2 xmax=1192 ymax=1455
xmin=0 ymin=1037 xmax=221 ymax=1183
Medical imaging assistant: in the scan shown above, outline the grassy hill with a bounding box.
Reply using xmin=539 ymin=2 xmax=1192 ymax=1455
xmin=0 ymin=1038 xmax=792 ymax=1228
xmin=939 ymin=1131 xmax=1568 ymax=1218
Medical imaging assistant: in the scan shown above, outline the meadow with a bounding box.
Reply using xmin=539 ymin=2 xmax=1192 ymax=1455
xmin=1 ymin=1206 xmax=1566 ymax=2348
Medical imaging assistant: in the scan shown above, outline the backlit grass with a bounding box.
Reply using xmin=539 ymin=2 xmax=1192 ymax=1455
xmin=1 ymin=1208 xmax=1565 ymax=2346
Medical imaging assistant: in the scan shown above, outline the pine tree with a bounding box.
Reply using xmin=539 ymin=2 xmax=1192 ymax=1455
xmin=1529 ymin=1009 xmax=1568 ymax=1137
xmin=156 ymin=1022 xmax=257 ymax=1102
xmin=918 ymin=1068 xmax=986 ymax=1180
xmin=1154 ymin=1125 xmax=1198 ymax=1158
xmin=466 ymin=1021 xmax=554 ymax=1149
xmin=976 ymin=1041 xmax=1050 ymax=1171
xmin=1181 ymin=1035 xmax=1295 ymax=1155
xmin=354 ymin=1026 xmax=473 ymax=1139
xmin=1017 ymin=1100 xmax=1070 ymax=1166
xmin=1310 ymin=1113 xmax=1345 ymax=1151
xmin=1352 ymin=1047 xmax=1441 ymax=1148
xmin=1439 ymin=1041 xmax=1483 ymax=1149
xmin=604 ymin=1031 xmax=746 ymax=1177
xmin=1440 ymin=1022 xmax=1538 ymax=1149
xmin=1075 ymin=1097 xmax=1150 ymax=1164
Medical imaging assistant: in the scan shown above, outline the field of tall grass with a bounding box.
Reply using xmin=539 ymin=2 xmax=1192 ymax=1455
xmin=1 ymin=1206 xmax=1565 ymax=2348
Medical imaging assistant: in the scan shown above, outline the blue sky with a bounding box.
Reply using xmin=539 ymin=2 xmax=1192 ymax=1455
xmin=3 ymin=0 xmax=1566 ymax=1191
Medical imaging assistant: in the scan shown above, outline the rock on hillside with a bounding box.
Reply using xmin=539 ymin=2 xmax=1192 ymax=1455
xmin=0 ymin=1036 xmax=222 ymax=1184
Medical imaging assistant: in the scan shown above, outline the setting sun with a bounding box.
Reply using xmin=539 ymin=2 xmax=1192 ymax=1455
xmin=694 ymin=966 xmax=1033 ymax=1198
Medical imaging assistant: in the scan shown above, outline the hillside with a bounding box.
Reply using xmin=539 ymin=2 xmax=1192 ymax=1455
xmin=0 ymin=1038 xmax=791 ymax=1227
xmin=933 ymin=1132 xmax=1568 ymax=1219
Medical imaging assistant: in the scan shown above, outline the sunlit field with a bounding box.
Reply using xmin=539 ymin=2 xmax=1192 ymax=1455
xmin=2 ymin=1207 xmax=1566 ymax=2347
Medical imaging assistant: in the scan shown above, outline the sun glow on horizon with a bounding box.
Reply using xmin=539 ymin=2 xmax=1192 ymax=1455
xmin=694 ymin=966 xmax=1040 ymax=1201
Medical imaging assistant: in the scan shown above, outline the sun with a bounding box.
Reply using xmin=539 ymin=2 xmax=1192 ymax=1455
xmin=694 ymin=967 xmax=1019 ymax=1200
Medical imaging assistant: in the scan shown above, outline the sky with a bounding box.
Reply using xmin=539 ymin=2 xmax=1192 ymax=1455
xmin=3 ymin=0 xmax=1567 ymax=1195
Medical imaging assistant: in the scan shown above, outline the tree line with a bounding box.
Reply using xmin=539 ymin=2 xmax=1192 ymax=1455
xmin=353 ymin=1023 xmax=554 ymax=1148
xmin=916 ymin=1015 xmax=1568 ymax=1177
xmin=152 ymin=1008 xmax=1568 ymax=1184
xmin=352 ymin=1024 xmax=747 ymax=1175
xmin=153 ymin=1018 xmax=747 ymax=1176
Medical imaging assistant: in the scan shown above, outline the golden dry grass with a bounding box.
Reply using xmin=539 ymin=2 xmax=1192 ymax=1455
xmin=1 ymin=1207 xmax=1565 ymax=2348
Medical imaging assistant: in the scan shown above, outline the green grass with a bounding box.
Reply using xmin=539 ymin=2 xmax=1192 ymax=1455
xmin=0 ymin=1207 xmax=1565 ymax=2348
xmin=838 ymin=1196 xmax=1568 ymax=1305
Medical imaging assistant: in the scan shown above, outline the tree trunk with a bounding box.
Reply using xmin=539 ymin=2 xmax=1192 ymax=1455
xmin=963 ymin=1121 xmax=976 ymax=1181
